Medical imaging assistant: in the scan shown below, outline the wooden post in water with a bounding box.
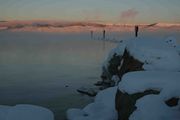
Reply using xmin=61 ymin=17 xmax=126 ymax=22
xmin=103 ymin=30 xmax=106 ymax=40
xmin=90 ymin=30 xmax=93 ymax=39
xmin=135 ymin=25 xmax=139 ymax=37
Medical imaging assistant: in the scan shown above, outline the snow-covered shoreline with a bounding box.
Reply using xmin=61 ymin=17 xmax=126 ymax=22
xmin=67 ymin=37 xmax=180 ymax=120
xmin=0 ymin=104 xmax=54 ymax=120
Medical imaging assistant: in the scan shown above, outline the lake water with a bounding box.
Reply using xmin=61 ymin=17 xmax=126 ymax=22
xmin=0 ymin=28 xmax=179 ymax=120
xmin=0 ymin=31 xmax=117 ymax=120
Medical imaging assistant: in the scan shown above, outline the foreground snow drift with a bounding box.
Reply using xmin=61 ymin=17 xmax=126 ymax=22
xmin=130 ymin=95 xmax=180 ymax=120
xmin=0 ymin=104 xmax=54 ymax=120
xmin=67 ymin=87 xmax=118 ymax=120
xmin=118 ymin=71 xmax=180 ymax=120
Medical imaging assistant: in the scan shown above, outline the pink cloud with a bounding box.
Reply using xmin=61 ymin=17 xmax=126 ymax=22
xmin=120 ymin=8 xmax=139 ymax=19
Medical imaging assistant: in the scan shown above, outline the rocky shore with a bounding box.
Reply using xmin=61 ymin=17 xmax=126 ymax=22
xmin=67 ymin=37 xmax=180 ymax=120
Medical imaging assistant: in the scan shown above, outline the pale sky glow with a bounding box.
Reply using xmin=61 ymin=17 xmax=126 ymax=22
xmin=0 ymin=0 xmax=180 ymax=24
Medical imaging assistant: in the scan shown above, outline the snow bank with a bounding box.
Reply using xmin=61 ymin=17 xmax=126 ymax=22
xmin=0 ymin=105 xmax=11 ymax=120
xmin=67 ymin=87 xmax=118 ymax=120
xmin=129 ymin=95 xmax=180 ymax=120
xmin=176 ymin=45 xmax=180 ymax=54
xmin=126 ymin=38 xmax=180 ymax=71
xmin=118 ymin=71 xmax=180 ymax=120
xmin=119 ymin=71 xmax=180 ymax=100
xmin=0 ymin=104 xmax=54 ymax=120
xmin=103 ymin=37 xmax=180 ymax=72
xmin=96 ymin=36 xmax=180 ymax=120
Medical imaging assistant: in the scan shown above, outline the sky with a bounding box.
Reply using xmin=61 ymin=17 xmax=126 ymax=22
xmin=0 ymin=0 xmax=180 ymax=24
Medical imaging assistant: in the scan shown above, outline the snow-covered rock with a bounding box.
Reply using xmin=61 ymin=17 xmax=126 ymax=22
xmin=175 ymin=45 xmax=180 ymax=55
xmin=103 ymin=40 xmax=129 ymax=70
xmin=69 ymin=37 xmax=180 ymax=120
xmin=118 ymin=71 xmax=180 ymax=99
xmin=67 ymin=87 xmax=118 ymax=120
xmin=129 ymin=95 xmax=180 ymax=120
xmin=0 ymin=105 xmax=11 ymax=120
xmin=100 ymin=37 xmax=180 ymax=87
xmin=126 ymin=38 xmax=180 ymax=71
xmin=100 ymin=40 xmax=129 ymax=86
xmin=116 ymin=71 xmax=180 ymax=120
xmin=109 ymin=37 xmax=180 ymax=72
xmin=0 ymin=104 xmax=54 ymax=120
xmin=112 ymin=37 xmax=180 ymax=120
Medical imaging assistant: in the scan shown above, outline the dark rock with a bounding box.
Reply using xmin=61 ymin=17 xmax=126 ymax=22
xmin=99 ymin=54 xmax=122 ymax=88
xmin=165 ymin=97 xmax=179 ymax=107
xmin=115 ymin=89 xmax=160 ymax=120
xmin=108 ymin=53 xmax=122 ymax=77
xmin=101 ymin=65 xmax=112 ymax=83
xmin=118 ymin=49 xmax=144 ymax=79
xmin=77 ymin=89 xmax=97 ymax=97
xmin=97 ymin=47 xmax=152 ymax=120
xmin=99 ymin=48 xmax=144 ymax=88
xmin=94 ymin=81 xmax=103 ymax=86
xmin=77 ymin=87 xmax=100 ymax=97
xmin=83 ymin=113 xmax=89 ymax=117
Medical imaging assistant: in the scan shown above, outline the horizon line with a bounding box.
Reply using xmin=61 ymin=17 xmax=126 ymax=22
xmin=1 ymin=19 xmax=180 ymax=26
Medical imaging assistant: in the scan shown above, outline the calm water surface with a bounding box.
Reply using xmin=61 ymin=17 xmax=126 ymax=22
xmin=0 ymin=31 xmax=117 ymax=120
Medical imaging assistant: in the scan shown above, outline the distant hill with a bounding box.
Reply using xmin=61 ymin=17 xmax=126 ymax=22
xmin=0 ymin=20 xmax=179 ymax=32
